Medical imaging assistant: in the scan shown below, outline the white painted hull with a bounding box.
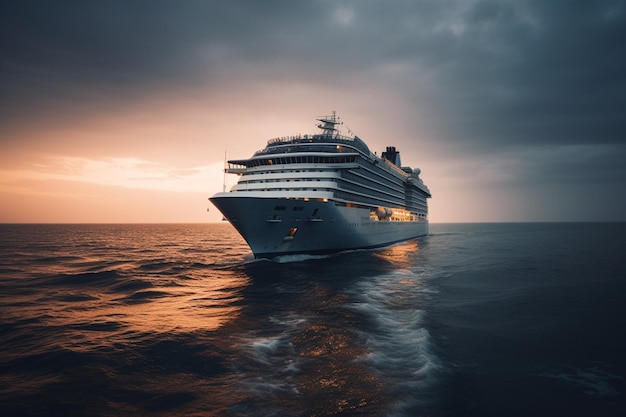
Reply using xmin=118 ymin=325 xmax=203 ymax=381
xmin=211 ymin=194 xmax=428 ymax=258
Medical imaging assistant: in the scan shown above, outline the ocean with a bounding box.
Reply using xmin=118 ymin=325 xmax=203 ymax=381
xmin=1 ymin=222 xmax=624 ymax=417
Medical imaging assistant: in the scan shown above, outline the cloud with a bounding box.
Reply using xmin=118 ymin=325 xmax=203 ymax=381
xmin=0 ymin=154 xmax=228 ymax=222
xmin=1 ymin=0 xmax=625 ymax=221
xmin=3 ymin=0 xmax=624 ymax=150
xmin=1 ymin=155 xmax=221 ymax=193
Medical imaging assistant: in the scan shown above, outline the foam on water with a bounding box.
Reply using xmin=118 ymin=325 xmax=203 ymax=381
xmin=233 ymin=312 xmax=308 ymax=413
xmin=270 ymin=253 xmax=337 ymax=263
xmin=350 ymin=268 xmax=442 ymax=415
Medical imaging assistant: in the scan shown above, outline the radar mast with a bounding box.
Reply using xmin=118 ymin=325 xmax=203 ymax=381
xmin=316 ymin=110 xmax=343 ymax=137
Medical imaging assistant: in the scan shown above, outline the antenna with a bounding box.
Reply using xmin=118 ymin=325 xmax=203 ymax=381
xmin=222 ymin=149 xmax=227 ymax=192
xmin=316 ymin=110 xmax=343 ymax=137
xmin=221 ymin=148 xmax=228 ymax=221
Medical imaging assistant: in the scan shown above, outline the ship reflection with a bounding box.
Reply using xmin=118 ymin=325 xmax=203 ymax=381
xmin=286 ymin=286 xmax=390 ymax=416
xmin=203 ymin=259 xmax=401 ymax=416
xmin=373 ymin=239 xmax=420 ymax=268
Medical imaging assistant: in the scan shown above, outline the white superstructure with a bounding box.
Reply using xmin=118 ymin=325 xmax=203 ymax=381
xmin=210 ymin=112 xmax=431 ymax=258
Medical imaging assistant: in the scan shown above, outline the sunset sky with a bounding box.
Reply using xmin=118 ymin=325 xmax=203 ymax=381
xmin=1 ymin=0 xmax=625 ymax=223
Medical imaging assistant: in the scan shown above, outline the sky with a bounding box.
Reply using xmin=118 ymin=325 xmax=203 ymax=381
xmin=1 ymin=0 xmax=625 ymax=223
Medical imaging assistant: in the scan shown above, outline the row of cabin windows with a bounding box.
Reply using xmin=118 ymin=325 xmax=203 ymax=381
xmin=340 ymin=180 xmax=405 ymax=204
xmin=243 ymin=178 xmax=326 ymax=184
xmin=242 ymin=169 xmax=326 ymax=176
xmin=239 ymin=179 xmax=426 ymax=210
xmin=258 ymin=189 xmax=427 ymax=217
xmin=342 ymin=168 xmax=404 ymax=190
xmin=239 ymin=187 xmax=332 ymax=192
xmin=240 ymin=180 xmax=405 ymax=208
xmin=334 ymin=190 xmax=424 ymax=212
xmin=242 ymin=174 xmax=425 ymax=201
xmin=244 ymin=155 xmax=357 ymax=167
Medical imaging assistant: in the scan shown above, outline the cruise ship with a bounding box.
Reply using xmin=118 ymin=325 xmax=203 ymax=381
xmin=210 ymin=112 xmax=431 ymax=258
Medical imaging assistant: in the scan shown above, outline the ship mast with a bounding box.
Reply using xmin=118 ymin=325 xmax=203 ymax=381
xmin=316 ymin=110 xmax=343 ymax=137
xmin=222 ymin=149 xmax=227 ymax=192
xmin=221 ymin=149 xmax=227 ymax=221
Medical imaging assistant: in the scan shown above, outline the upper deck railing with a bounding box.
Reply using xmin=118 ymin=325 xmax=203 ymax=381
xmin=255 ymin=133 xmax=371 ymax=156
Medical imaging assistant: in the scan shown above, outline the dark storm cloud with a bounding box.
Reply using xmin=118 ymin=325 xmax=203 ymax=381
xmin=2 ymin=0 xmax=625 ymax=152
xmin=0 ymin=1 xmax=323 ymax=124
xmin=438 ymin=0 xmax=626 ymax=148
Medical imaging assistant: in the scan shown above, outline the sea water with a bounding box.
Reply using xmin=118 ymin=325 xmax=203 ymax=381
xmin=1 ymin=223 xmax=624 ymax=416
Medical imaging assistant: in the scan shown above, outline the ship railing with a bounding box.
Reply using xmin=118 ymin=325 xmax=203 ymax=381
xmin=225 ymin=166 xmax=246 ymax=174
xmin=267 ymin=133 xmax=354 ymax=145
xmin=260 ymin=134 xmax=370 ymax=155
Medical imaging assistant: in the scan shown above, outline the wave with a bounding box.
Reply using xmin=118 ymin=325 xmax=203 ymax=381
xmin=539 ymin=365 xmax=624 ymax=399
xmin=44 ymin=269 xmax=122 ymax=287
xmin=231 ymin=312 xmax=308 ymax=413
xmin=138 ymin=261 xmax=177 ymax=272
xmin=350 ymin=270 xmax=443 ymax=415
xmin=109 ymin=279 xmax=154 ymax=293
xmin=270 ymin=253 xmax=337 ymax=263
xmin=57 ymin=293 xmax=99 ymax=302
xmin=119 ymin=290 xmax=172 ymax=304
xmin=69 ymin=321 xmax=124 ymax=332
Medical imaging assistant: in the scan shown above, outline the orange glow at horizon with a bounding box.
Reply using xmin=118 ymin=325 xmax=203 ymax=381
xmin=0 ymin=88 xmax=365 ymax=223
xmin=0 ymin=85 xmax=529 ymax=224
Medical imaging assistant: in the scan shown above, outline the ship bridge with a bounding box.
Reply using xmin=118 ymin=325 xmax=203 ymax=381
xmin=257 ymin=134 xmax=371 ymax=156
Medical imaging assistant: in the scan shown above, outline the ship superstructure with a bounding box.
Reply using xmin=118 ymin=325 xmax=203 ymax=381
xmin=210 ymin=112 xmax=431 ymax=258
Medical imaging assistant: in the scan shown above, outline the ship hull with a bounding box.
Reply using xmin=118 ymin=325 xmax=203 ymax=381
xmin=210 ymin=194 xmax=428 ymax=258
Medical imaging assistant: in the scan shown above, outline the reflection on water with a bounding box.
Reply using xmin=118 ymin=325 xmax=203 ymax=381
xmin=0 ymin=224 xmax=436 ymax=416
xmin=224 ymin=283 xmax=391 ymax=416
xmin=290 ymin=288 xmax=389 ymax=416
xmin=5 ymin=223 xmax=625 ymax=416
xmin=349 ymin=240 xmax=441 ymax=416
xmin=372 ymin=239 xmax=420 ymax=268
